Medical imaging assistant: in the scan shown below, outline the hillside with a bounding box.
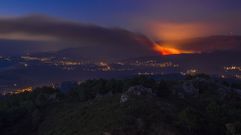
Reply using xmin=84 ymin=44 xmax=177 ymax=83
xmin=1 ymin=75 xmax=241 ymax=135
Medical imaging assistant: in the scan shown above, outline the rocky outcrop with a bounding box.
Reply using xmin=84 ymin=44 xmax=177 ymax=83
xmin=175 ymin=78 xmax=241 ymax=99
xmin=182 ymin=81 xmax=199 ymax=96
xmin=120 ymin=85 xmax=153 ymax=103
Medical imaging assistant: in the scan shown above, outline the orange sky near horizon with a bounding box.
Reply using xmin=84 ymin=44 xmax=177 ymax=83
xmin=149 ymin=21 xmax=220 ymax=41
xmin=148 ymin=21 xmax=221 ymax=55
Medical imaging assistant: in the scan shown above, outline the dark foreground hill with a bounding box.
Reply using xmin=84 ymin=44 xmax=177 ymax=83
xmin=1 ymin=75 xmax=241 ymax=135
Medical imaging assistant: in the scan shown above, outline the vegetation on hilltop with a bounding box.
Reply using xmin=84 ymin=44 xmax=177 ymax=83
xmin=1 ymin=75 xmax=241 ymax=135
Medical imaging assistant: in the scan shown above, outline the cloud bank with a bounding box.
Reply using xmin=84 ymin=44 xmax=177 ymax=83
xmin=0 ymin=15 xmax=240 ymax=59
xmin=0 ymin=15 xmax=156 ymax=59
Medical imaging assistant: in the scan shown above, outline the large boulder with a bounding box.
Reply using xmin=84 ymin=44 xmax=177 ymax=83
xmin=182 ymin=81 xmax=199 ymax=96
xmin=233 ymin=88 xmax=241 ymax=95
xmin=120 ymin=85 xmax=153 ymax=103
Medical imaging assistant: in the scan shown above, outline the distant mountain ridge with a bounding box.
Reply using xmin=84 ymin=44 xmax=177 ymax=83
xmin=0 ymin=35 xmax=241 ymax=60
xmin=47 ymin=35 xmax=241 ymax=61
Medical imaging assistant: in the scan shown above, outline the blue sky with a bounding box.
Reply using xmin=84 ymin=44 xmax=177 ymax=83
xmin=0 ymin=0 xmax=240 ymax=25
xmin=0 ymin=0 xmax=241 ymax=37
xmin=0 ymin=0 xmax=240 ymax=56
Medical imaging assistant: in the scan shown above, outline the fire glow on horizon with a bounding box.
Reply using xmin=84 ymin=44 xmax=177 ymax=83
xmin=153 ymin=43 xmax=181 ymax=55
xmin=152 ymin=43 xmax=193 ymax=55
xmin=148 ymin=21 xmax=216 ymax=55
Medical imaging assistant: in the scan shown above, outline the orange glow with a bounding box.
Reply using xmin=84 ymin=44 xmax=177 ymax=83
xmin=153 ymin=44 xmax=181 ymax=55
xmin=148 ymin=21 xmax=217 ymax=41
xmin=145 ymin=21 xmax=220 ymax=54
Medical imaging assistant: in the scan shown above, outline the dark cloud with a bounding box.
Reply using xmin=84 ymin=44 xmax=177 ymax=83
xmin=0 ymin=15 xmax=156 ymax=59
xmin=0 ymin=15 xmax=240 ymax=59
xmin=174 ymin=36 xmax=241 ymax=53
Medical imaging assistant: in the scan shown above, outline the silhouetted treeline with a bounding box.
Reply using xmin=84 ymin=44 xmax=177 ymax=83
xmin=1 ymin=75 xmax=241 ymax=135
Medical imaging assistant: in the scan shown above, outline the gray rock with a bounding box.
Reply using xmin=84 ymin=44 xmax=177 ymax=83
xmin=120 ymin=85 xmax=153 ymax=103
xmin=233 ymin=88 xmax=241 ymax=97
xmin=102 ymin=132 xmax=112 ymax=135
xmin=120 ymin=94 xmax=128 ymax=103
xmin=182 ymin=81 xmax=199 ymax=96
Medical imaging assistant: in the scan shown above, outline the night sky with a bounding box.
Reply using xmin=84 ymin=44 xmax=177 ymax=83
xmin=1 ymin=0 xmax=241 ymax=30
xmin=0 ymin=0 xmax=241 ymax=58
